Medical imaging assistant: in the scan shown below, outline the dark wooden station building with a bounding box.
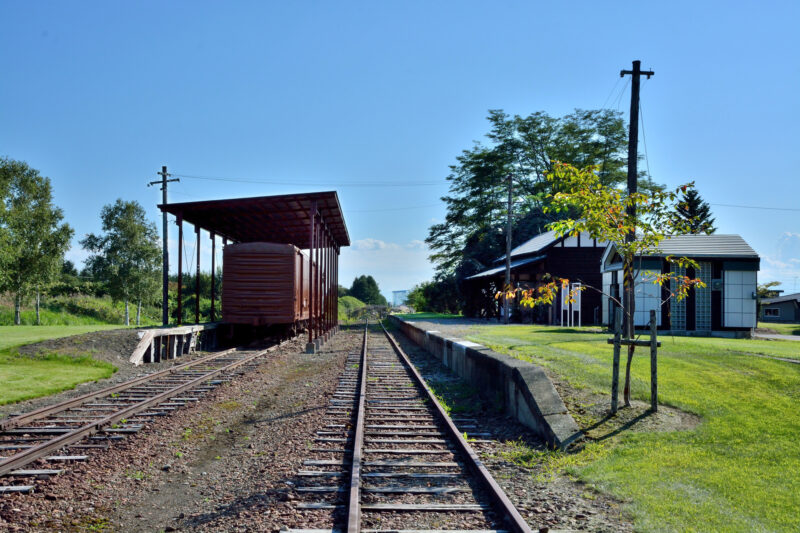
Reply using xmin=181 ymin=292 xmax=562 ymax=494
xmin=465 ymin=230 xmax=607 ymax=325
xmin=159 ymin=191 xmax=349 ymax=353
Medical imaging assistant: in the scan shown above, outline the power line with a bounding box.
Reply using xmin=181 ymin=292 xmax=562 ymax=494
xmin=348 ymin=203 xmax=441 ymax=213
xmin=639 ymin=95 xmax=651 ymax=178
xmin=600 ymin=76 xmax=624 ymax=110
xmin=710 ymin=203 xmax=800 ymax=212
xmin=614 ymin=77 xmax=631 ymax=111
xmin=171 ymin=172 xmax=441 ymax=188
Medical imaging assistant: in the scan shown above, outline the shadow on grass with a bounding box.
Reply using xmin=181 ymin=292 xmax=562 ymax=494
xmin=584 ymin=408 xmax=657 ymax=442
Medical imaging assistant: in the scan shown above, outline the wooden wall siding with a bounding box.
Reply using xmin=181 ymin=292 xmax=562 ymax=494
xmin=222 ymin=242 xmax=311 ymax=325
xmin=543 ymin=246 xmax=604 ymax=324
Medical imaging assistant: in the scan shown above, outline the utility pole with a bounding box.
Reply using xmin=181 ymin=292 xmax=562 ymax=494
xmin=148 ymin=166 xmax=179 ymax=326
xmin=504 ymin=173 xmax=512 ymax=325
xmin=620 ymin=60 xmax=654 ymax=405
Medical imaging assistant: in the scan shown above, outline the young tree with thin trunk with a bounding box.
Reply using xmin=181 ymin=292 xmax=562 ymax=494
xmin=502 ymin=163 xmax=705 ymax=409
xmin=0 ymin=158 xmax=73 ymax=325
xmin=81 ymin=199 xmax=161 ymax=326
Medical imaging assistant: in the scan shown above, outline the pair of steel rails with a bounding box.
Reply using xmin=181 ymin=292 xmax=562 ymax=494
xmin=296 ymin=320 xmax=531 ymax=533
xmin=0 ymin=341 xmax=289 ymax=493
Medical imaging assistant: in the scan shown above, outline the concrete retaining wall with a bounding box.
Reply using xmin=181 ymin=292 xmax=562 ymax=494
xmin=389 ymin=316 xmax=582 ymax=449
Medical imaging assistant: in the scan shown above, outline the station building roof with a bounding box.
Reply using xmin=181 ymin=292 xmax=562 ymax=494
xmin=159 ymin=191 xmax=350 ymax=249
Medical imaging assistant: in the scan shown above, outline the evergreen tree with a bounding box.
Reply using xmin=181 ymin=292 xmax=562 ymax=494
xmin=673 ymin=189 xmax=716 ymax=234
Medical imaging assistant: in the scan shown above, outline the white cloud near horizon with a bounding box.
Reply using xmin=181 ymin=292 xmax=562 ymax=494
xmin=341 ymin=238 xmax=434 ymax=296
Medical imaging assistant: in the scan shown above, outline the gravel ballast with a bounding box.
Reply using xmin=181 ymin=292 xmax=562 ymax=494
xmin=1 ymin=325 xmax=634 ymax=532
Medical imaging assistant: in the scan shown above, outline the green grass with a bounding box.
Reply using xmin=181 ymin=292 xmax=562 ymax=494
xmin=758 ymin=321 xmax=800 ymax=336
xmin=394 ymin=312 xmax=463 ymax=320
xmin=339 ymin=295 xmax=367 ymax=323
xmin=467 ymin=325 xmax=800 ymax=532
xmin=0 ymin=325 xmax=123 ymax=351
xmin=0 ymin=349 xmax=116 ymax=405
xmin=0 ymin=294 xmax=160 ymax=326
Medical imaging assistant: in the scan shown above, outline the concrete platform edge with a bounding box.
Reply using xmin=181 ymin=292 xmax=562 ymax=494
xmin=388 ymin=316 xmax=582 ymax=449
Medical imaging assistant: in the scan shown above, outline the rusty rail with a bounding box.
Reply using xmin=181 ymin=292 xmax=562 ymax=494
xmin=0 ymin=348 xmax=236 ymax=431
xmin=345 ymin=320 xmax=369 ymax=533
xmin=378 ymin=320 xmax=533 ymax=533
xmin=0 ymin=342 xmax=285 ymax=479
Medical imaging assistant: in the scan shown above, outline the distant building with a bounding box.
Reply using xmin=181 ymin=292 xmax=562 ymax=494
xmin=392 ymin=290 xmax=409 ymax=307
xmin=760 ymin=293 xmax=800 ymax=323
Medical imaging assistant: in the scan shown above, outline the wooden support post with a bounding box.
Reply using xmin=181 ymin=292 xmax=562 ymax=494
xmin=195 ymin=225 xmax=201 ymax=324
xmin=650 ymin=309 xmax=658 ymax=412
xmin=210 ymin=231 xmax=216 ymax=323
xmin=315 ymin=218 xmax=321 ymax=341
xmin=335 ymin=246 xmax=339 ymax=329
xmin=176 ymin=213 xmax=183 ymax=326
xmin=611 ymin=307 xmax=622 ymax=414
xmin=325 ymin=231 xmax=330 ymax=335
xmin=308 ymin=202 xmax=317 ymax=349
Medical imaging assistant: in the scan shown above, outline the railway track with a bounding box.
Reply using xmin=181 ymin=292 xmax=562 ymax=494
xmin=290 ymin=321 xmax=532 ymax=533
xmin=0 ymin=339 xmax=292 ymax=494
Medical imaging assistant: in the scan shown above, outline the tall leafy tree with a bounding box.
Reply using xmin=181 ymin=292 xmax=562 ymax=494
xmin=427 ymin=109 xmax=634 ymax=282
xmin=672 ymin=188 xmax=716 ymax=234
xmin=81 ymin=199 xmax=161 ymax=326
xmin=349 ymin=275 xmax=387 ymax=306
xmin=0 ymin=157 xmax=74 ymax=325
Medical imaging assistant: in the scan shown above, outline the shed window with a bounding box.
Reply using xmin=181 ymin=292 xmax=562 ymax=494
xmin=764 ymin=308 xmax=780 ymax=317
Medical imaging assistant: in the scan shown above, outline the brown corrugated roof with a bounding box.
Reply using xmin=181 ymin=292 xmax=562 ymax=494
xmin=159 ymin=191 xmax=350 ymax=248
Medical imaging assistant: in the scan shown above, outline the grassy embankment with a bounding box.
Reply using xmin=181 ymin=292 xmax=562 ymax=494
xmin=758 ymin=321 xmax=800 ymax=336
xmin=0 ymin=294 xmax=159 ymax=326
xmin=466 ymin=325 xmax=800 ymax=532
xmin=338 ymin=295 xmax=366 ymax=324
xmin=0 ymin=295 xmax=128 ymax=406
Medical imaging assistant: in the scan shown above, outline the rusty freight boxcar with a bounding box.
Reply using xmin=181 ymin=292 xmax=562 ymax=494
xmin=222 ymin=242 xmax=314 ymax=326
xmin=159 ymin=191 xmax=349 ymax=352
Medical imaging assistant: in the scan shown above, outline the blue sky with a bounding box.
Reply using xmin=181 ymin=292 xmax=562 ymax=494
xmin=2 ymin=1 xmax=799 ymax=299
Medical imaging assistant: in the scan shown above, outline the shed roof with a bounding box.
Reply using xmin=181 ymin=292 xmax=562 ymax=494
xmin=762 ymin=292 xmax=800 ymax=305
xmin=500 ymin=230 xmax=561 ymax=261
xmin=466 ymin=255 xmax=545 ymax=279
xmin=159 ymin=191 xmax=350 ymax=249
xmin=601 ymin=234 xmax=759 ymax=272
xmin=650 ymin=234 xmax=758 ymax=258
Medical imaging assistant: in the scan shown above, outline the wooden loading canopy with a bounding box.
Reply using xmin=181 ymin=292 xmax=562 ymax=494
xmin=158 ymin=191 xmax=350 ymax=247
xmin=158 ymin=191 xmax=349 ymax=351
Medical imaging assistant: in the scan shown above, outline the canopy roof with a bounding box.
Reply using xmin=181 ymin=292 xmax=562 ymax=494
xmin=159 ymin=191 xmax=350 ymax=248
xmin=466 ymin=255 xmax=545 ymax=280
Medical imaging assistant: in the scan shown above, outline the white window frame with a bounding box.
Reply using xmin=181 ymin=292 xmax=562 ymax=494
xmin=764 ymin=308 xmax=780 ymax=318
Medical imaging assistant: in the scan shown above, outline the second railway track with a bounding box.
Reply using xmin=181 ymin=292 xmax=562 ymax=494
xmin=290 ymin=320 xmax=532 ymax=533
xmin=0 ymin=338 xmax=294 ymax=494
